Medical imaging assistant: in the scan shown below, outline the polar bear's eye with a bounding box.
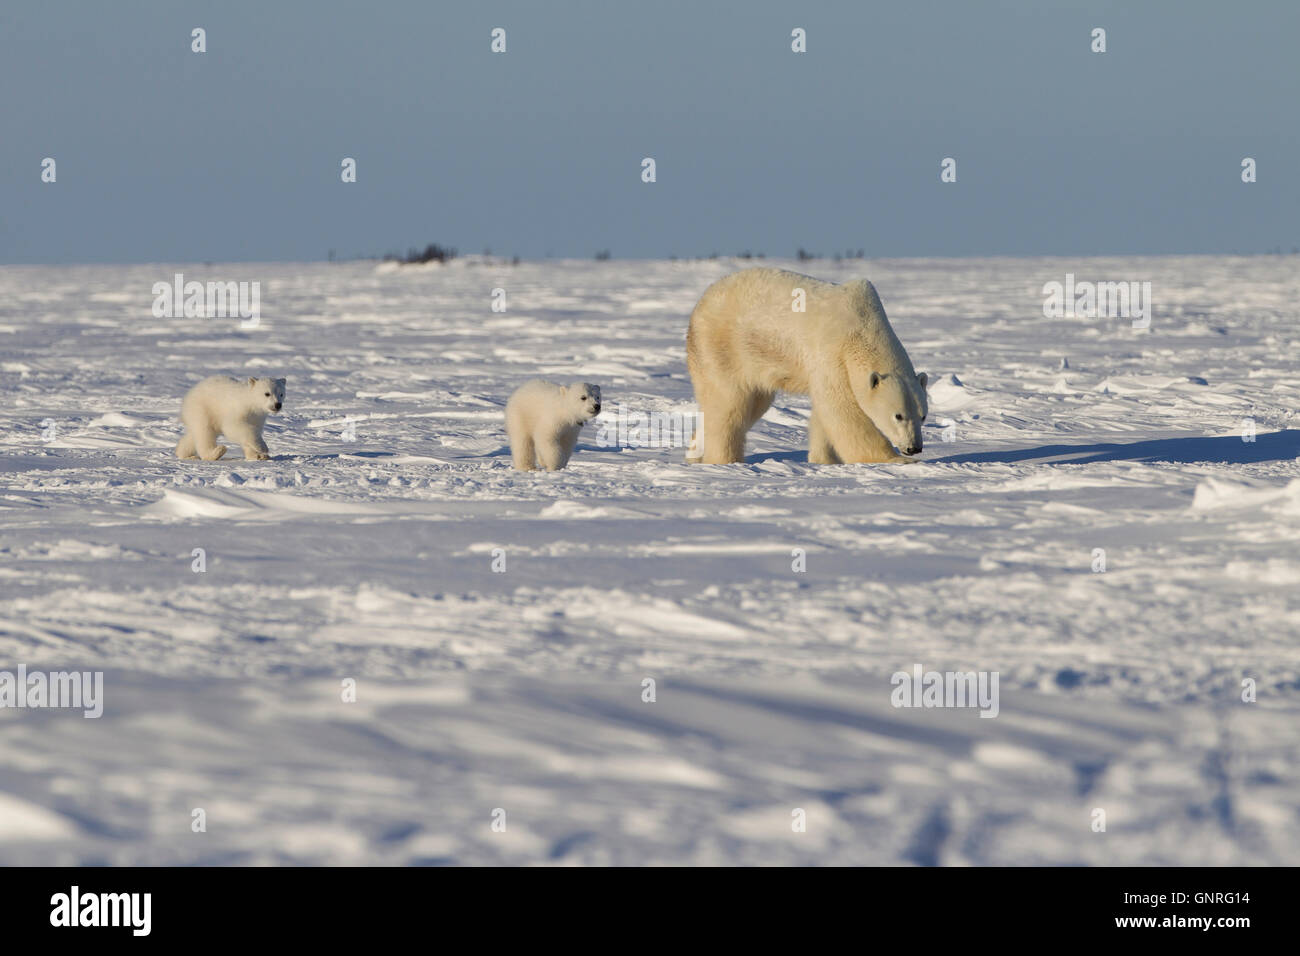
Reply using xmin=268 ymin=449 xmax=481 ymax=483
xmin=265 ymin=392 xmax=271 ymax=396
xmin=894 ymin=413 xmax=903 ymax=421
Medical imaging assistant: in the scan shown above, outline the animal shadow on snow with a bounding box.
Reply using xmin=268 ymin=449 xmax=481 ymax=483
xmin=931 ymin=429 xmax=1300 ymax=466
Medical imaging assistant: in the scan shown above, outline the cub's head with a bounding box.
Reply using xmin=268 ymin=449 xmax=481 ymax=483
xmin=561 ymin=383 xmax=601 ymax=422
xmin=858 ymin=370 xmax=928 ymax=456
xmin=248 ymin=377 xmax=286 ymax=415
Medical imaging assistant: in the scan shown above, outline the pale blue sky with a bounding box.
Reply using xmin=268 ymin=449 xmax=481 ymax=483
xmin=2 ymin=0 xmax=1296 ymax=263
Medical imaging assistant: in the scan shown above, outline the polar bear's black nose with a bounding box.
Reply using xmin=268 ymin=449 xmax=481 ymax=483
xmin=906 ymin=444 xmax=921 ymax=455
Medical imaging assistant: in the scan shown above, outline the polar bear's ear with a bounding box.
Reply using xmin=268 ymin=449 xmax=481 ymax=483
xmin=869 ymin=371 xmax=882 ymax=389
xmin=917 ymin=372 xmax=928 ymax=390
xmin=558 ymin=385 xmax=568 ymax=396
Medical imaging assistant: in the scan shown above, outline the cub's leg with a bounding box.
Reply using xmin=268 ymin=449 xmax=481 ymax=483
xmin=175 ymin=432 xmax=197 ymax=459
xmin=552 ymin=424 xmax=581 ymax=470
xmin=511 ymin=432 xmax=536 ymax=470
xmin=190 ymin=419 xmax=227 ymax=461
xmin=807 ymin=410 xmax=841 ymax=464
xmin=506 ymin=401 xmax=536 ymax=470
xmin=535 ymin=430 xmax=567 ymax=472
xmin=226 ymin=421 xmax=269 ymax=460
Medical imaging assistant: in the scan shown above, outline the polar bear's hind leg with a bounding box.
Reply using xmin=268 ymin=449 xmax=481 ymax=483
xmin=175 ymin=433 xmax=197 ymax=459
xmin=189 ymin=420 xmax=226 ymax=461
xmin=694 ymin=382 xmax=753 ymax=464
xmin=511 ymin=436 xmax=536 ymax=470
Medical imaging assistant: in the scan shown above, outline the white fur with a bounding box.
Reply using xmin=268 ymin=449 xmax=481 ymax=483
xmin=505 ymin=379 xmax=601 ymax=471
xmin=685 ymin=268 xmax=927 ymax=464
xmin=175 ymin=376 xmax=286 ymax=461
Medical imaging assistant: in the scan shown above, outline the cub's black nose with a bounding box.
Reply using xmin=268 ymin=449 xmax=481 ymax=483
xmin=274 ymin=403 xmax=282 ymax=411
xmin=593 ymin=404 xmax=601 ymax=414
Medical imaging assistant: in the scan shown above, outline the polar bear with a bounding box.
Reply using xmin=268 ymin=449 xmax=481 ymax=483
xmin=174 ymin=376 xmax=286 ymax=461
xmin=505 ymin=380 xmax=601 ymax=471
xmin=685 ymin=268 xmax=927 ymax=464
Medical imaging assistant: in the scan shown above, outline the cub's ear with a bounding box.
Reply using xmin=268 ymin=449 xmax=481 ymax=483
xmin=869 ymin=371 xmax=881 ymax=389
xmin=917 ymin=372 xmax=928 ymax=390
xmin=247 ymin=377 xmax=258 ymax=387
xmin=274 ymin=377 xmax=286 ymax=389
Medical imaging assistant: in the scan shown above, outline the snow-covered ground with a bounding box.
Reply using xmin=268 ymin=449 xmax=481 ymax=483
xmin=1 ymin=256 xmax=1298 ymax=865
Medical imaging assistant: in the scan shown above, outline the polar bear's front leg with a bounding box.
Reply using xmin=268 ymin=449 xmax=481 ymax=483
xmin=536 ymin=424 xmax=578 ymax=471
xmin=535 ymin=438 xmax=566 ymax=472
xmin=807 ymin=410 xmax=841 ymax=464
xmin=553 ymin=424 xmax=581 ymax=470
xmin=811 ymin=386 xmax=904 ymax=463
xmin=225 ymin=421 xmax=269 ymax=460
xmin=239 ymin=436 xmax=270 ymax=460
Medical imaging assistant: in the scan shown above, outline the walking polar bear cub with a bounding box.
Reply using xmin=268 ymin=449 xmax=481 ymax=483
xmin=686 ymin=268 xmax=927 ymax=464
xmin=175 ymin=376 xmax=286 ymax=461
xmin=506 ymin=379 xmax=602 ymax=471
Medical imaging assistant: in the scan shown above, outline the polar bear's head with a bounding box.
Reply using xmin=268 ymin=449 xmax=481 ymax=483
xmin=859 ymin=370 xmax=928 ymax=456
xmin=562 ymin=383 xmax=602 ymax=423
xmin=247 ymin=377 xmax=286 ymax=415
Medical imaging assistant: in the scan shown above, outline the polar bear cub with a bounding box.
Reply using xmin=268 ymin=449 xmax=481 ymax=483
xmin=175 ymin=376 xmax=286 ymax=461
xmin=506 ymin=380 xmax=601 ymax=471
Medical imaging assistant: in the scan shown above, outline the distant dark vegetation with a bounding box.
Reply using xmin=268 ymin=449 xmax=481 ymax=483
xmin=384 ymin=243 xmax=458 ymax=264
xmin=361 ymin=244 xmax=879 ymax=265
xmin=800 ymin=248 xmax=866 ymax=261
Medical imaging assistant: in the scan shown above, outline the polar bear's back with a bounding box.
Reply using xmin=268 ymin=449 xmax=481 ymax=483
xmin=182 ymin=375 xmax=235 ymax=405
xmin=506 ymin=379 xmax=560 ymax=419
xmin=505 ymin=378 xmax=567 ymax=433
xmin=687 ymin=268 xmax=912 ymax=392
xmin=180 ymin=376 xmax=260 ymax=425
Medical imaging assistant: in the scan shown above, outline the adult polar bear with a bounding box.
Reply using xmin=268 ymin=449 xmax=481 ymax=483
xmin=686 ymin=268 xmax=927 ymax=464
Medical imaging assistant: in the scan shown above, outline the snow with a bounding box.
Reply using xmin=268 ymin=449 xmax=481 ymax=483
xmin=1 ymin=255 xmax=1298 ymax=864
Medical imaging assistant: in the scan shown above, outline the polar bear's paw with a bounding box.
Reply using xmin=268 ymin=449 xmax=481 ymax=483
xmin=201 ymin=445 xmax=228 ymax=461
